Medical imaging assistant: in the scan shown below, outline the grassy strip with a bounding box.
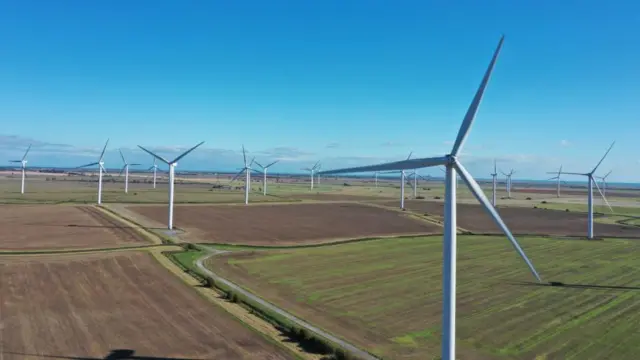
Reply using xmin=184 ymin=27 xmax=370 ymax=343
xmin=0 ymin=243 xmax=164 ymax=256
xmin=164 ymin=245 xmax=363 ymax=360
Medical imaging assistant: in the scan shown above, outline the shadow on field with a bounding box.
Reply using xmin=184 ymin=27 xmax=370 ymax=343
xmin=508 ymin=280 xmax=640 ymax=291
xmin=4 ymin=349 xmax=200 ymax=359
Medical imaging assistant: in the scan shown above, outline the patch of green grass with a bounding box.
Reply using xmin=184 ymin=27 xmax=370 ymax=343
xmin=538 ymin=201 xmax=640 ymax=217
xmin=208 ymin=235 xmax=640 ymax=359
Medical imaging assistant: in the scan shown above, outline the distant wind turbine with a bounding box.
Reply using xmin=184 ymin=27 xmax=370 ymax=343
xmin=230 ymin=146 xmax=254 ymax=205
xmin=490 ymin=160 xmax=498 ymax=206
xmin=147 ymin=157 xmax=159 ymax=189
xmin=118 ymin=149 xmax=141 ymax=194
xmin=596 ymin=170 xmax=612 ymax=197
xmin=137 ymin=141 xmax=205 ymax=230
xmin=76 ymin=140 xmax=109 ymax=205
xmin=9 ymin=144 xmax=31 ymax=194
xmin=547 ymin=165 xmax=563 ymax=198
xmin=501 ymin=169 xmax=515 ymax=198
xmin=553 ymin=142 xmax=615 ymax=239
xmin=302 ymin=161 xmax=321 ymax=190
xmin=253 ymin=159 xmax=279 ymax=196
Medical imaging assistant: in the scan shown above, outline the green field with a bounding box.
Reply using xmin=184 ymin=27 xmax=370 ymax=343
xmin=207 ymin=235 xmax=640 ymax=359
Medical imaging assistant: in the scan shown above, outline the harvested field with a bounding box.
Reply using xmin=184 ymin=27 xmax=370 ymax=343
xmin=286 ymin=193 xmax=389 ymax=202
xmin=208 ymin=235 xmax=640 ymax=359
xmin=129 ymin=203 xmax=439 ymax=245
xmin=381 ymin=200 xmax=640 ymax=238
xmin=514 ymin=187 xmax=640 ymax=198
xmin=0 ymin=251 xmax=293 ymax=359
xmin=0 ymin=205 xmax=149 ymax=250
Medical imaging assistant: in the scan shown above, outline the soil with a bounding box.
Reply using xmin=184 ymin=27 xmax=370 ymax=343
xmin=384 ymin=200 xmax=640 ymax=238
xmin=0 ymin=205 xmax=149 ymax=250
xmin=0 ymin=251 xmax=293 ymax=359
xmin=128 ymin=202 xmax=440 ymax=245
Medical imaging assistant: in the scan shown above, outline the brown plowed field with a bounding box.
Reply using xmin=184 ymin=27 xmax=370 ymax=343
xmin=129 ymin=203 xmax=439 ymax=245
xmin=286 ymin=193 xmax=388 ymax=202
xmin=513 ymin=187 xmax=640 ymax=198
xmin=0 ymin=205 xmax=149 ymax=250
xmin=0 ymin=251 xmax=293 ymax=359
xmin=381 ymin=200 xmax=640 ymax=238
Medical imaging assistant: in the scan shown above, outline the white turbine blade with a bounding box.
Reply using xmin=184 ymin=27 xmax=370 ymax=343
xmin=250 ymin=168 xmax=262 ymax=174
xmin=312 ymin=161 xmax=320 ymax=170
xmin=99 ymin=139 xmax=109 ymax=161
xmin=76 ymin=162 xmax=99 ymax=169
xmin=301 ymin=167 xmax=311 ymax=171
xmin=100 ymin=164 xmax=109 ymax=174
xmin=593 ymin=178 xmax=613 ymax=213
xmin=249 ymin=157 xmax=256 ymax=168
xmin=418 ymin=174 xmax=430 ymax=181
xmin=439 ymin=167 xmax=445 ymax=173
xmin=603 ymin=170 xmax=612 ymax=179
xmin=558 ymin=165 xmax=563 ymax=177
xmin=230 ymin=169 xmax=245 ymax=183
xmin=242 ymin=145 xmax=247 ymax=166
xmin=319 ymin=156 xmax=448 ymax=175
xmin=118 ymin=166 xmax=126 ymax=177
xmin=265 ymin=160 xmax=279 ymax=168
xmin=22 ymin=144 xmax=32 ymax=161
xmin=407 ymin=151 xmax=413 ymax=160
xmin=558 ymin=171 xmax=588 ymax=176
xmin=455 ymin=161 xmax=542 ymax=282
xmin=591 ymin=141 xmax=615 ymax=174
xmin=9 ymin=160 xmax=21 ymax=163
xmin=450 ymin=36 xmax=504 ymax=157
xmin=137 ymin=146 xmax=171 ymax=165
xmin=493 ymin=159 xmax=497 ymax=174
xmin=547 ymin=176 xmax=558 ymax=181
xmin=171 ymin=141 xmax=205 ymax=164
xmin=119 ymin=148 xmax=126 ymax=164
xmin=130 ymin=163 xmax=142 ymax=166
xmin=253 ymin=160 xmax=265 ymax=169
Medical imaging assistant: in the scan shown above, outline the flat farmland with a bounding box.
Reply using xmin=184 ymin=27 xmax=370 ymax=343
xmin=128 ymin=203 xmax=439 ymax=245
xmin=0 ymin=251 xmax=293 ymax=359
xmin=208 ymin=235 xmax=640 ymax=359
xmin=381 ymin=200 xmax=640 ymax=238
xmin=0 ymin=205 xmax=149 ymax=250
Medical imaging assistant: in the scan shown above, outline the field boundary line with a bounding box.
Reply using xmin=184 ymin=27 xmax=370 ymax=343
xmin=95 ymin=205 xmax=165 ymax=244
xmin=196 ymin=250 xmax=380 ymax=360
xmin=363 ymin=201 xmax=475 ymax=233
xmin=0 ymin=243 xmax=166 ymax=256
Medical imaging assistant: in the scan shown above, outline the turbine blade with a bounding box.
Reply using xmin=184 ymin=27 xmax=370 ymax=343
xmin=312 ymin=161 xmax=320 ymax=170
xmin=101 ymin=164 xmax=109 ymax=174
xmin=230 ymin=169 xmax=245 ymax=183
xmin=119 ymin=166 xmax=125 ymax=177
xmin=451 ymin=36 xmax=504 ymax=157
xmin=418 ymin=174 xmax=431 ymax=181
xmin=137 ymin=145 xmax=170 ymax=165
xmin=604 ymin=170 xmax=612 ymax=178
xmin=99 ymin=139 xmax=109 ymax=161
xmin=119 ymin=148 xmax=126 ymax=164
xmin=253 ymin=160 xmax=265 ymax=169
xmin=9 ymin=160 xmax=21 ymax=163
xmin=22 ymin=144 xmax=32 ymax=161
xmin=591 ymin=141 xmax=615 ymax=174
xmin=319 ymin=156 xmax=448 ymax=175
xmin=249 ymin=157 xmax=256 ymax=168
xmin=493 ymin=159 xmax=497 ymax=174
xmin=558 ymin=165 xmax=563 ymax=177
xmin=251 ymin=168 xmax=262 ymax=174
xmin=242 ymin=145 xmax=247 ymax=166
xmin=265 ymin=160 xmax=279 ymax=168
xmin=130 ymin=163 xmax=142 ymax=166
xmin=171 ymin=141 xmax=205 ymax=164
xmin=558 ymin=172 xmax=589 ymax=176
xmin=547 ymin=177 xmax=558 ymax=181
xmin=407 ymin=151 xmax=413 ymax=160
xmin=593 ymin=178 xmax=613 ymax=213
xmin=455 ymin=160 xmax=542 ymax=282
xmin=76 ymin=162 xmax=99 ymax=169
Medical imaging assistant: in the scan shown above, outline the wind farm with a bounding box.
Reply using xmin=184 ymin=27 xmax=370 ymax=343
xmin=2 ymin=5 xmax=640 ymax=360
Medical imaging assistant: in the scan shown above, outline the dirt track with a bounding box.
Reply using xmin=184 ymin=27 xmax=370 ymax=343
xmin=0 ymin=251 xmax=293 ymax=359
xmin=0 ymin=205 xmax=149 ymax=250
xmin=129 ymin=203 xmax=439 ymax=245
xmin=382 ymin=200 xmax=640 ymax=238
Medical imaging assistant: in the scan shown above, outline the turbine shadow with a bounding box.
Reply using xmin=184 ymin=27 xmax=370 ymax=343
xmin=3 ymin=349 xmax=201 ymax=360
xmin=507 ymin=280 xmax=640 ymax=291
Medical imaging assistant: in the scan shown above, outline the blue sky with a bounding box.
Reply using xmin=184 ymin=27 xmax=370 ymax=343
xmin=1 ymin=1 xmax=639 ymax=181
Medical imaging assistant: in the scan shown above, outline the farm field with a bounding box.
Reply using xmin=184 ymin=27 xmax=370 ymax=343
xmin=381 ymin=200 xmax=640 ymax=238
xmin=0 ymin=205 xmax=150 ymax=250
xmin=128 ymin=202 xmax=439 ymax=245
xmin=0 ymin=250 xmax=294 ymax=359
xmin=207 ymin=235 xmax=640 ymax=360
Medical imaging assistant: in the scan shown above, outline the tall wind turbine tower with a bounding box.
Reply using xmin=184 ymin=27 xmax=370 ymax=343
xmin=148 ymin=157 xmax=159 ymax=189
xmin=302 ymin=161 xmax=320 ymax=190
xmin=547 ymin=165 xmax=563 ymax=198
xmin=77 ymin=140 xmax=110 ymax=205
xmin=253 ymin=160 xmax=279 ymax=196
xmin=555 ymin=142 xmax=615 ymax=239
xmin=138 ymin=141 xmax=205 ymax=230
xmin=9 ymin=144 xmax=31 ymax=194
xmin=596 ymin=170 xmax=612 ymax=197
xmin=319 ymin=37 xmax=542 ymax=360
xmin=490 ymin=160 xmax=498 ymax=206
xmin=230 ymin=146 xmax=254 ymax=205
xmin=501 ymin=169 xmax=515 ymax=198
xmin=118 ymin=149 xmax=141 ymax=194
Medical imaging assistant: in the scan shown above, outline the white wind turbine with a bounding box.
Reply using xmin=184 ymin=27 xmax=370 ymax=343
xmin=253 ymin=159 xmax=279 ymax=196
xmin=77 ymin=140 xmax=110 ymax=205
xmin=547 ymin=165 xmax=563 ymax=198
xmin=137 ymin=141 xmax=205 ymax=230
xmin=9 ymin=144 xmax=31 ymax=194
xmin=490 ymin=159 xmax=498 ymax=206
xmin=315 ymin=163 xmax=322 ymax=186
xmin=148 ymin=157 xmax=159 ymax=189
xmin=380 ymin=151 xmax=413 ymax=209
xmin=118 ymin=149 xmax=141 ymax=194
xmin=554 ymin=142 xmax=615 ymax=239
xmin=501 ymin=169 xmax=515 ymax=198
xmin=319 ymin=37 xmax=542 ymax=360
xmin=302 ymin=161 xmax=320 ymax=190
xmin=596 ymin=170 xmax=612 ymax=197
xmin=230 ymin=146 xmax=254 ymax=205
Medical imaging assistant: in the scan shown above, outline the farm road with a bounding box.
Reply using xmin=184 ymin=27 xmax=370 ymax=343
xmin=195 ymin=250 xmax=379 ymax=360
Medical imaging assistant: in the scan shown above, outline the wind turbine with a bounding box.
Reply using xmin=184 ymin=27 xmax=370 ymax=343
xmin=547 ymin=165 xmax=563 ymax=198
xmin=9 ymin=144 xmax=31 ymax=194
xmin=318 ymin=37 xmax=541 ymax=360
xmin=490 ymin=160 xmax=498 ymax=206
xmin=501 ymin=169 xmax=515 ymax=198
xmin=118 ymin=149 xmax=141 ymax=194
xmin=380 ymin=151 xmax=413 ymax=209
xmin=302 ymin=161 xmax=320 ymax=190
xmin=596 ymin=170 xmax=612 ymax=197
xmin=76 ymin=140 xmax=109 ymax=204
xmin=148 ymin=157 xmax=159 ymax=188
xmin=230 ymin=146 xmax=254 ymax=205
xmin=137 ymin=141 xmax=205 ymax=230
xmin=553 ymin=142 xmax=615 ymax=239
xmin=315 ymin=163 xmax=322 ymax=186
xmin=253 ymin=160 xmax=279 ymax=195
